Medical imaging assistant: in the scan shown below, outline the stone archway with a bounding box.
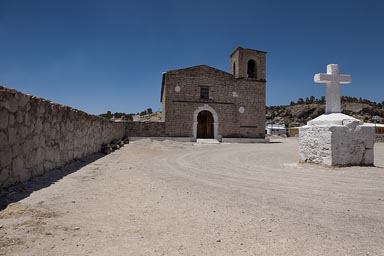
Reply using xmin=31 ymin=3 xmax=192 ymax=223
xmin=193 ymin=105 xmax=220 ymax=140
xmin=197 ymin=111 xmax=214 ymax=138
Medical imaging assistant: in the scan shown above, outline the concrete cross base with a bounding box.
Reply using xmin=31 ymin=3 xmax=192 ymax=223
xmin=299 ymin=114 xmax=375 ymax=166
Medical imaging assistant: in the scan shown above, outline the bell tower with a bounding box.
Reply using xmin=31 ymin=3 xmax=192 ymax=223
xmin=230 ymin=47 xmax=266 ymax=80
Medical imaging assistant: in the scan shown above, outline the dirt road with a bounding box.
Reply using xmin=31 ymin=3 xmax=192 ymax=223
xmin=1 ymin=138 xmax=384 ymax=255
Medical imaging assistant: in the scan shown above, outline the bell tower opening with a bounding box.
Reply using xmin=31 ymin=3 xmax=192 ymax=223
xmin=247 ymin=59 xmax=257 ymax=78
xmin=232 ymin=62 xmax=236 ymax=77
xmin=229 ymin=47 xmax=266 ymax=80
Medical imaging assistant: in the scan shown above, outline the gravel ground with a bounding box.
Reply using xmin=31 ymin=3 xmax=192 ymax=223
xmin=1 ymin=138 xmax=384 ymax=256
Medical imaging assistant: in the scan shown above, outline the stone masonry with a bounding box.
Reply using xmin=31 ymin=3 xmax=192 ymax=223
xmin=0 ymin=86 xmax=126 ymax=188
xmin=126 ymin=121 xmax=165 ymax=137
xmin=0 ymin=47 xmax=268 ymax=187
xmin=299 ymin=64 xmax=375 ymax=166
xmin=160 ymin=47 xmax=267 ymax=140
xmin=299 ymin=114 xmax=375 ymax=166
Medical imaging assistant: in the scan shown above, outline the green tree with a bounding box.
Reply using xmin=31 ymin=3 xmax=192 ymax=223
xmin=309 ymin=96 xmax=315 ymax=103
xmin=99 ymin=110 xmax=113 ymax=119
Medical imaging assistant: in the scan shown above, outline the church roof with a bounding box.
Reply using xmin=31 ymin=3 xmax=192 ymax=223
xmin=230 ymin=46 xmax=267 ymax=57
xmin=165 ymin=64 xmax=232 ymax=76
xmin=160 ymin=65 xmax=233 ymax=102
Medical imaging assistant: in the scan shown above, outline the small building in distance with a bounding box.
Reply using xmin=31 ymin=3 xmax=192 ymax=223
xmin=160 ymin=47 xmax=267 ymax=142
xmin=265 ymin=124 xmax=289 ymax=136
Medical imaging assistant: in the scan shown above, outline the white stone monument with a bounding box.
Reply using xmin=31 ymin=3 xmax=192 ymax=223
xmin=299 ymin=64 xmax=375 ymax=166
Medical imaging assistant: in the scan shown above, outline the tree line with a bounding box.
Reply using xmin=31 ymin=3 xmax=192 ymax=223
xmin=289 ymin=96 xmax=384 ymax=107
xmin=99 ymin=108 xmax=153 ymax=120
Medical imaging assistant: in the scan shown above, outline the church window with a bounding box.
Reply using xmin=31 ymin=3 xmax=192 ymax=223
xmin=247 ymin=59 xmax=257 ymax=78
xmin=200 ymin=86 xmax=209 ymax=99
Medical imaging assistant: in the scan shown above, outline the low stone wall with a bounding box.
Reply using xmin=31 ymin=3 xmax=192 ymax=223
xmin=0 ymin=86 xmax=126 ymax=188
xmin=126 ymin=121 xmax=166 ymax=137
xmin=376 ymin=135 xmax=384 ymax=143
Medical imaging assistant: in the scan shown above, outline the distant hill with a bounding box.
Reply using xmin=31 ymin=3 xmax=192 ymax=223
xmin=132 ymin=111 xmax=162 ymax=122
xmin=267 ymin=96 xmax=384 ymax=127
xmin=99 ymin=108 xmax=155 ymax=121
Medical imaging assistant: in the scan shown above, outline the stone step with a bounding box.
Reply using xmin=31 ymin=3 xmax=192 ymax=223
xmin=196 ymin=139 xmax=221 ymax=144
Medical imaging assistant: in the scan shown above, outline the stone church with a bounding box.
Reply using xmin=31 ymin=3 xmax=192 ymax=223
xmin=160 ymin=47 xmax=267 ymax=141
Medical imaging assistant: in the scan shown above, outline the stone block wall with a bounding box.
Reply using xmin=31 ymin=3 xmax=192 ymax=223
xmin=0 ymin=86 xmax=126 ymax=188
xmin=126 ymin=121 xmax=165 ymax=137
xmin=162 ymin=65 xmax=266 ymax=139
xmin=299 ymin=124 xmax=375 ymax=166
xmin=230 ymin=47 xmax=267 ymax=80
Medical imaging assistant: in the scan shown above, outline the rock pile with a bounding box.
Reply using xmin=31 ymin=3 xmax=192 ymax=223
xmin=101 ymin=137 xmax=130 ymax=154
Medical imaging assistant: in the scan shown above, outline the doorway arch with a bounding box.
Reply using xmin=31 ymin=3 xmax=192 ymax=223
xmin=197 ymin=111 xmax=214 ymax=138
xmin=193 ymin=105 xmax=220 ymax=140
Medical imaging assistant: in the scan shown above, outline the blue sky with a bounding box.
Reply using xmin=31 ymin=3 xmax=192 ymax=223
xmin=0 ymin=0 xmax=383 ymax=114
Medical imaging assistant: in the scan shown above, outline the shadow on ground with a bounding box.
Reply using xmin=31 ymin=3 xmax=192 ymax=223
xmin=0 ymin=153 xmax=105 ymax=211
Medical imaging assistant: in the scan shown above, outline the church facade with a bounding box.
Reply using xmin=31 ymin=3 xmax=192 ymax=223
xmin=160 ymin=47 xmax=267 ymax=141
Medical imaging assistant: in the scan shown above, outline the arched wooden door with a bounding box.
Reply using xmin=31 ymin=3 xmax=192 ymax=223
xmin=197 ymin=111 xmax=214 ymax=138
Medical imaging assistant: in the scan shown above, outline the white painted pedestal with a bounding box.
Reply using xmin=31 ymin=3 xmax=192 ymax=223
xmin=299 ymin=113 xmax=375 ymax=166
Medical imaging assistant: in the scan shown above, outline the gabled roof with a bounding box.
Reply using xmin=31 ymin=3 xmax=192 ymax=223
xmin=230 ymin=46 xmax=267 ymax=57
xmin=165 ymin=64 xmax=232 ymax=76
xmin=160 ymin=65 xmax=233 ymax=102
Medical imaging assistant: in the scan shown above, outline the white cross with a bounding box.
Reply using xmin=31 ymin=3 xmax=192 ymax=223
xmin=314 ymin=64 xmax=352 ymax=114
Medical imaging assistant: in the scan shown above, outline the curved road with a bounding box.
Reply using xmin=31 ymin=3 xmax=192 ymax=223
xmin=1 ymin=138 xmax=384 ymax=255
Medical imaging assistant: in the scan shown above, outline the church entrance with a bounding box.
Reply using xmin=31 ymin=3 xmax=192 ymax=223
xmin=197 ymin=111 xmax=214 ymax=138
